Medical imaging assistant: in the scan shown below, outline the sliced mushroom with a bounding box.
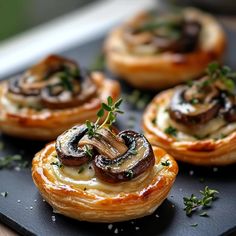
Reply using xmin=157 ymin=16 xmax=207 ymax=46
xmin=8 ymin=55 xmax=79 ymax=96
xmin=93 ymin=130 xmax=155 ymax=183
xmin=221 ymin=94 xmax=236 ymax=122
xmin=169 ymin=86 xmax=221 ymax=125
xmin=40 ymin=77 xmax=97 ymax=109
xmin=56 ymin=125 xmax=91 ymax=166
xmin=56 ymin=125 xmax=155 ymax=183
xmin=7 ymin=55 xmax=98 ymax=110
xmin=8 ymin=76 xmax=40 ymax=96
xmin=124 ymin=17 xmax=201 ymax=53
xmin=79 ymin=128 xmax=128 ymax=159
xmin=24 ymin=55 xmax=79 ymax=84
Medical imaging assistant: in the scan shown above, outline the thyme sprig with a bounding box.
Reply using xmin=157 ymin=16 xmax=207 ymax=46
xmin=161 ymin=160 xmax=170 ymax=166
xmin=0 ymin=154 xmax=22 ymax=169
xmin=183 ymin=186 xmax=218 ymax=216
xmin=50 ymin=161 xmax=63 ymax=168
xmin=85 ymin=96 xmax=123 ymax=138
xmin=200 ymin=62 xmax=236 ymax=92
xmin=164 ymin=126 xmax=177 ymax=137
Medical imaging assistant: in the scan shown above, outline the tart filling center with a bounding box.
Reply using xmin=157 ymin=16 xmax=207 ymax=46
xmin=5 ymin=55 xmax=97 ymax=110
xmin=123 ymin=12 xmax=201 ymax=55
xmin=156 ymin=63 xmax=236 ymax=140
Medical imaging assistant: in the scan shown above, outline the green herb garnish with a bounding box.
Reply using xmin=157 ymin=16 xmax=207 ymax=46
xmin=125 ymin=90 xmax=151 ymax=110
xmin=136 ymin=94 xmax=151 ymax=109
xmin=125 ymin=170 xmax=134 ymax=179
xmin=0 ymin=142 xmax=4 ymax=150
xmin=202 ymin=62 xmax=236 ymax=92
xmin=199 ymin=211 xmax=208 ymax=217
xmin=190 ymin=98 xmax=199 ymax=105
xmin=129 ymin=149 xmax=138 ymax=155
xmin=199 ymin=177 xmax=205 ymax=183
xmin=161 ymin=160 xmax=170 ymax=166
xmin=214 ymin=133 xmax=226 ymax=141
xmin=164 ymin=126 xmax=177 ymax=137
xmin=194 ymin=134 xmax=208 ymax=140
xmin=59 ymin=73 xmax=74 ymax=92
xmin=84 ymin=145 xmax=93 ymax=158
xmin=0 ymin=155 xmax=22 ymax=169
xmin=78 ymin=166 xmax=85 ymax=174
xmin=186 ymin=80 xmax=194 ymax=87
xmin=190 ymin=223 xmax=198 ymax=227
xmin=85 ymin=96 xmax=123 ymax=138
xmin=183 ymin=186 xmax=218 ymax=216
xmin=90 ymin=53 xmax=106 ymax=71
xmin=50 ymin=161 xmax=63 ymax=168
xmin=137 ymin=17 xmax=182 ymax=36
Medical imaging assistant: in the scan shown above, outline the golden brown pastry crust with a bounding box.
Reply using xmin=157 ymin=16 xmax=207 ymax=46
xmin=32 ymin=143 xmax=178 ymax=223
xmin=0 ymin=72 xmax=120 ymax=140
xmin=105 ymin=8 xmax=226 ymax=89
xmin=143 ymin=89 xmax=236 ymax=166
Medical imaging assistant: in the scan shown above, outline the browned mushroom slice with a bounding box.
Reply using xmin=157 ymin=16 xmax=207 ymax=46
xmin=152 ymin=21 xmax=201 ymax=53
xmin=169 ymin=87 xmax=221 ymax=125
xmin=221 ymin=94 xmax=236 ymax=122
xmin=8 ymin=76 xmax=40 ymax=96
xmin=20 ymin=55 xmax=79 ymax=92
xmin=40 ymin=78 xmax=97 ymax=109
xmin=93 ymin=130 xmax=155 ymax=183
xmin=8 ymin=55 xmax=79 ymax=97
xmin=125 ymin=16 xmax=201 ymax=53
xmin=24 ymin=55 xmax=79 ymax=83
xmin=56 ymin=125 xmax=91 ymax=166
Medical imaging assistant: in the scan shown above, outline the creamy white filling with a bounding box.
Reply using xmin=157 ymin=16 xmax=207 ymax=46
xmin=156 ymin=104 xmax=236 ymax=141
xmin=49 ymin=152 xmax=165 ymax=196
xmin=1 ymin=93 xmax=45 ymax=115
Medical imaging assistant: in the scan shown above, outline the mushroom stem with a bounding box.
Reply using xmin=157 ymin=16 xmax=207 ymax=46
xmin=79 ymin=128 xmax=128 ymax=159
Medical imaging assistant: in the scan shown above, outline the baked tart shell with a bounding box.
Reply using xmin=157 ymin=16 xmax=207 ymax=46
xmin=0 ymin=73 xmax=120 ymax=140
xmin=143 ymin=90 xmax=236 ymax=166
xmin=32 ymin=143 xmax=178 ymax=223
xmin=105 ymin=8 xmax=226 ymax=90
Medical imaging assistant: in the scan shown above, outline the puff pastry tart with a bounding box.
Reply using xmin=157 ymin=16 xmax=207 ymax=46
xmin=143 ymin=63 xmax=236 ymax=166
xmin=105 ymin=8 xmax=226 ymax=89
xmin=0 ymin=55 xmax=120 ymax=140
xmin=32 ymin=97 xmax=178 ymax=222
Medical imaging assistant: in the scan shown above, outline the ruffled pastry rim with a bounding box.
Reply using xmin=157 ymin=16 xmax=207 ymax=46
xmin=105 ymin=7 xmax=226 ymax=89
xmin=32 ymin=142 xmax=178 ymax=222
xmin=0 ymin=72 xmax=120 ymax=140
xmin=143 ymin=89 xmax=236 ymax=166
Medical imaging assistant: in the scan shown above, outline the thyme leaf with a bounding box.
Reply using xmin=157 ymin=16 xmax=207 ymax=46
xmin=183 ymin=186 xmax=218 ymax=216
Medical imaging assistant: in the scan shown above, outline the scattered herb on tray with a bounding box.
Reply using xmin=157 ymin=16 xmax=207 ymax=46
xmin=125 ymin=90 xmax=151 ymax=110
xmin=0 ymin=141 xmax=4 ymax=150
xmin=199 ymin=211 xmax=208 ymax=217
xmin=190 ymin=223 xmax=198 ymax=227
xmin=89 ymin=53 xmax=106 ymax=71
xmin=183 ymin=186 xmax=218 ymax=216
xmin=0 ymin=154 xmax=23 ymax=169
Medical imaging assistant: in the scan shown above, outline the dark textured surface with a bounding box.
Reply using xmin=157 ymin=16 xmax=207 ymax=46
xmin=0 ymin=19 xmax=236 ymax=236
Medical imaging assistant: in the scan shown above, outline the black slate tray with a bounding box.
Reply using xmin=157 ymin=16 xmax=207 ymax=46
xmin=0 ymin=19 xmax=236 ymax=236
